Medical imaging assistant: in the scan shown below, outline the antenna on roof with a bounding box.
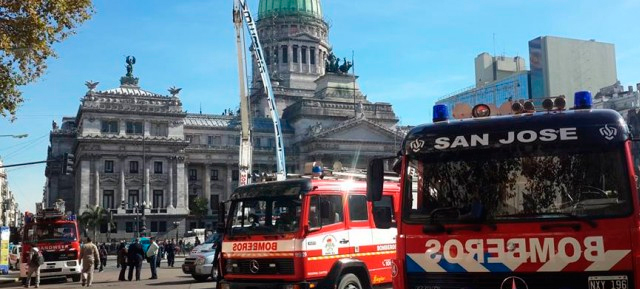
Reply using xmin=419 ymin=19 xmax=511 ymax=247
xmin=199 ymin=103 xmax=202 ymax=114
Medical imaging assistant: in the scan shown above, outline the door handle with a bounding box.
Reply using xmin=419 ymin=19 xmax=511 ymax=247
xmin=339 ymin=239 xmax=349 ymax=244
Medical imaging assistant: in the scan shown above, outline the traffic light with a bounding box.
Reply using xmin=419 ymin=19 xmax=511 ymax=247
xmin=61 ymin=153 xmax=74 ymax=175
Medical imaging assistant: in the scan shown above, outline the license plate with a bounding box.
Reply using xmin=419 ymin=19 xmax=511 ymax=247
xmin=588 ymin=276 xmax=628 ymax=289
xmin=47 ymin=265 xmax=55 ymax=269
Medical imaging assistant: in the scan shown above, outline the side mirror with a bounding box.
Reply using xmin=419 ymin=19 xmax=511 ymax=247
xmin=367 ymin=158 xmax=384 ymax=202
xmin=216 ymin=202 xmax=226 ymax=234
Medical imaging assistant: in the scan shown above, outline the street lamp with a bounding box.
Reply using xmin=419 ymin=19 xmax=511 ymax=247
xmin=140 ymin=201 xmax=147 ymax=236
xmin=134 ymin=201 xmax=147 ymax=237
xmin=0 ymin=134 xmax=28 ymax=138
xmin=134 ymin=202 xmax=140 ymax=238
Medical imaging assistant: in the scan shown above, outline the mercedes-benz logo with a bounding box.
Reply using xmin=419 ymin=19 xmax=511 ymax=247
xmin=249 ymin=259 xmax=260 ymax=274
xmin=500 ymin=276 xmax=528 ymax=289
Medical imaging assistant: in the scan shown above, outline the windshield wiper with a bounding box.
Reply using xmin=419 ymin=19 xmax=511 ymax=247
xmin=499 ymin=212 xmax=597 ymax=228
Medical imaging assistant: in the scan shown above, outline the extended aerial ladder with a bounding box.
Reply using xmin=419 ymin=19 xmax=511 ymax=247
xmin=233 ymin=0 xmax=287 ymax=183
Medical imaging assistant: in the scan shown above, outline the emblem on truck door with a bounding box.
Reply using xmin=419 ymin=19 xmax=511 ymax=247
xmin=500 ymin=276 xmax=528 ymax=289
xmin=249 ymin=259 xmax=260 ymax=274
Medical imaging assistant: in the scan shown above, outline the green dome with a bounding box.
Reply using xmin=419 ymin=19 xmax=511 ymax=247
xmin=258 ymin=0 xmax=322 ymax=19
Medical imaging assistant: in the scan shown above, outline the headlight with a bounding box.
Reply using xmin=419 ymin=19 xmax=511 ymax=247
xmin=66 ymin=261 xmax=76 ymax=266
xmin=195 ymin=257 xmax=205 ymax=265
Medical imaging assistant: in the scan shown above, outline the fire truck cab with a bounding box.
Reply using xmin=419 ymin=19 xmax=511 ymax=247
xmin=21 ymin=201 xmax=81 ymax=282
xmin=218 ymin=177 xmax=400 ymax=289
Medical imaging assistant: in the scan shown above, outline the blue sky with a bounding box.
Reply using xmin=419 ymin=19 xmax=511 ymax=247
xmin=2 ymin=0 xmax=639 ymax=212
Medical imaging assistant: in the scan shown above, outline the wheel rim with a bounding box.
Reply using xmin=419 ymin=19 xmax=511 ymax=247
xmin=346 ymin=282 xmax=360 ymax=289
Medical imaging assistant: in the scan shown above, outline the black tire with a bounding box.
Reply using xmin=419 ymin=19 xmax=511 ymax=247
xmin=71 ymin=275 xmax=81 ymax=282
xmin=192 ymin=274 xmax=210 ymax=282
xmin=338 ymin=273 xmax=362 ymax=289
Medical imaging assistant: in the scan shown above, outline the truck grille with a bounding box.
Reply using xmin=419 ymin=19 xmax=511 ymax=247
xmin=227 ymin=258 xmax=294 ymax=275
xmin=406 ymin=272 xmax=634 ymax=289
xmin=42 ymin=251 xmax=76 ymax=262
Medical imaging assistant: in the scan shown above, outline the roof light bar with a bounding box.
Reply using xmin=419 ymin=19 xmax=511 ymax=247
xmin=471 ymin=104 xmax=491 ymax=117
xmin=433 ymin=104 xmax=449 ymax=122
xmin=574 ymin=91 xmax=592 ymax=109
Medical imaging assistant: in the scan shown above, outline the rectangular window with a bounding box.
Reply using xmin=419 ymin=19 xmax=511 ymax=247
xmin=308 ymin=195 xmax=344 ymax=227
xmin=189 ymin=169 xmax=197 ymax=181
xmin=268 ymin=137 xmax=275 ymax=148
xmin=348 ymin=195 xmax=369 ymax=221
xmin=207 ymin=136 xmax=214 ymax=146
xmin=265 ymin=48 xmax=270 ymax=64
xmin=235 ymin=136 xmax=240 ymax=146
xmin=273 ymin=47 xmax=278 ymax=64
xmin=213 ymin=135 xmax=221 ymax=145
xmin=292 ymin=45 xmax=298 ymax=63
xmin=128 ymin=190 xmax=139 ymax=207
xmin=301 ymin=46 xmax=307 ymax=63
xmin=190 ymin=222 xmax=197 ymax=230
xmin=210 ymin=194 xmax=219 ymax=211
xmin=102 ymin=190 xmax=114 ymax=209
xmin=125 ymin=121 xmax=143 ymax=134
xmin=282 ymin=45 xmax=288 ymax=63
xmin=159 ymin=221 xmax=167 ymax=232
xmin=125 ymin=222 xmax=134 ymax=233
xmin=101 ymin=120 xmax=119 ymax=134
xmin=150 ymin=122 xmax=168 ymax=137
xmin=104 ymin=160 xmax=114 ymax=173
xmin=100 ymin=223 xmax=108 ymax=233
xmin=211 ymin=169 xmax=218 ymax=181
xmin=150 ymin=221 xmax=158 ymax=233
xmin=374 ymin=195 xmax=396 ymax=227
xmin=310 ymin=47 xmax=316 ymax=65
xmin=232 ymin=170 xmax=239 ymax=181
xmin=255 ymin=137 xmax=261 ymax=147
xmin=153 ymin=190 xmax=164 ymax=208
xmin=129 ymin=161 xmax=139 ymax=174
xmin=154 ymin=161 xmax=163 ymax=174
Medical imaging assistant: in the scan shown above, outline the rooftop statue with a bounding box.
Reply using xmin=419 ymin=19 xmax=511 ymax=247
xmin=125 ymin=56 xmax=136 ymax=77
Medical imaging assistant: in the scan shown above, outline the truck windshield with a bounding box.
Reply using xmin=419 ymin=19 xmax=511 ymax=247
xmin=27 ymin=223 xmax=77 ymax=242
xmin=404 ymin=147 xmax=632 ymax=223
xmin=228 ymin=196 xmax=301 ymax=235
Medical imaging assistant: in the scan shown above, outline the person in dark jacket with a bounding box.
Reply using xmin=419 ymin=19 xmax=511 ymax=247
xmin=165 ymin=240 xmax=175 ymax=267
xmin=155 ymin=240 xmax=164 ymax=268
xmin=117 ymin=242 xmax=128 ymax=281
xmin=98 ymin=244 xmax=108 ymax=272
xmin=127 ymin=239 xmax=144 ymax=281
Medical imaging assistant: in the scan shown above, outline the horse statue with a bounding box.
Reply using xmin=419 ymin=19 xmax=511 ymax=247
xmin=339 ymin=58 xmax=352 ymax=74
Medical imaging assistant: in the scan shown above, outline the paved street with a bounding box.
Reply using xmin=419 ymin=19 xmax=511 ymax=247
xmin=0 ymin=257 xmax=215 ymax=289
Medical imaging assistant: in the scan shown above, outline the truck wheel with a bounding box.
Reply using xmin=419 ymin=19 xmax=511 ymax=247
xmin=338 ymin=273 xmax=362 ymax=289
xmin=71 ymin=275 xmax=81 ymax=282
xmin=192 ymin=274 xmax=209 ymax=282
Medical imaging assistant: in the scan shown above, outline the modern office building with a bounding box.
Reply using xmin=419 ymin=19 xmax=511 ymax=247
xmin=475 ymin=53 xmax=526 ymax=87
xmin=529 ymin=36 xmax=617 ymax=106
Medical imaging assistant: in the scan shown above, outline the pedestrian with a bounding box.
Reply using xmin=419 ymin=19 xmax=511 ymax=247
xmin=80 ymin=237 xmax=100 ymax=287
xmin=24 ymin=246 xmax=43 ymax=288
xmin=178 ymin=239 xmax=184 ymax=256
xmin=194 ymin=236 xmax=201 ymax=246
xmin=165 ymin=240 xmax=175 ymax=267
xmin=98 ymin=243 xmax=108 ymax=272
xmin=156 ymin=240 xmax=164 ymax=268
xmin=127 ymin=238 xmax=144 ymax=281
xmin=146 ymin=237 xmax=159 ymax=279
xmin=117 ymin=242 xmax=128 ymax=281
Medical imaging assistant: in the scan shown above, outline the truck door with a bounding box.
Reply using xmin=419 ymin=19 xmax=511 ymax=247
xmin=304 ymin=194 xmax=347 ymax=279
xmin=347 ymin=194 xmax=394 ymax=285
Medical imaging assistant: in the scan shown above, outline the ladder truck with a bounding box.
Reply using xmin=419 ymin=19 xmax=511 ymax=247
xmin=233 ymin=0 xmax=286 ymax=184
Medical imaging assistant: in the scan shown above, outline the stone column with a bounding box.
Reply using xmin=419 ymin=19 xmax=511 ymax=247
xmin=120 ymin=169 xmax=125 ymax=202
xmin=204 ymin=165 xmax=211 ymax=213
xmin=94 ymin=158 xmax=100 ymax=207
xmin=168 ymin=158 xmax=174 ymax=209
xmin=144 ymin=160 xmax=150 ymax=205
xmin=79 ymin=159 xmax=91 ymax=213
xmin=226 ymin=164 xmax=233 ymax=202
xmin=184 ymin=163 xmax=190 ymax=210
xmin=176 ymin=158 xmax=186 ymax=210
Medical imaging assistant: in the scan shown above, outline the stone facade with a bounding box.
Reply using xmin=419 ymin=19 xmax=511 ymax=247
xmin=44 ymin=0 xmax=402 ymax=242
xmin=0 ymin=158 xmax=21 ymax=227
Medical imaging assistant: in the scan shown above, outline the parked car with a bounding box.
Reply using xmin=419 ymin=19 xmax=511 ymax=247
xmin=182 ymin=233 xmax=222 ymax=282
xmin=9 ymin=244 xmax=21 ymax=270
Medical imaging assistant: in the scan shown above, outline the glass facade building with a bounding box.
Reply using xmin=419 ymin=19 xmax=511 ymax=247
xmin=437 ymin=72 xmax=531 ymax=110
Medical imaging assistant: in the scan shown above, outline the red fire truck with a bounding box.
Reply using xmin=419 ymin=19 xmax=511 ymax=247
xmin=217 ymin=177 xmax=400 ymax=289
xmin=368 ymin=91 xmax=640 ymax=289
xmin=21 ymin=201 xmax=81 ymax=282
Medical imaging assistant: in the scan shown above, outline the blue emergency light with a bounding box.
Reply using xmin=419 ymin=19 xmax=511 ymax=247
xmin=433 ymin=104 xmax=449 ymax=122
xmin=574 ymin=91 xmax=593 ymax=109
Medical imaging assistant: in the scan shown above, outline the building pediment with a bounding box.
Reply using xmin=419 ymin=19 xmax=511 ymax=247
xmin=301 ymin=117 xmax=402 ymax=143
xmin=289 ymin=32 xmax=321 ymax=42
